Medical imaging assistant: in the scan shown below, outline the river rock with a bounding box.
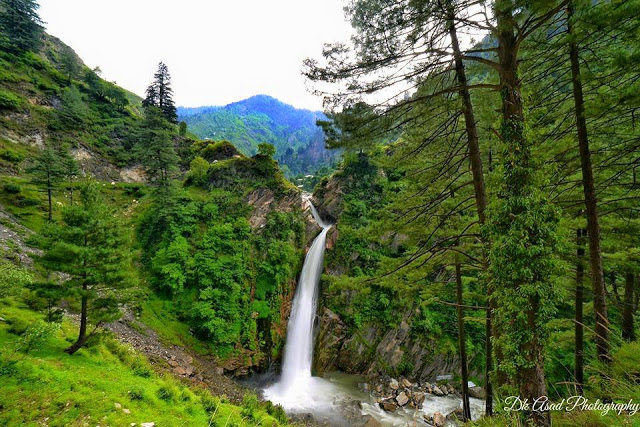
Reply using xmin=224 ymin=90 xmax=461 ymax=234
xmin=396 ymin=392 xmax=409 ymax=406
xmin=413 ymin=392 xmax=426 ymax=407
xmin=433 ymin=412 xmax=446 ymax=426
xmin=469 ymin=386 xmax=486 ymax=399
xmin=380 ymin=398 xmax=398 ymax=412
xmin=432 ymin=385 xmax=444 ymax=396
xmin=447 ymin=384 xmax=456 ymax=394
xmin=362 ymin=416 xmax=384 ymax=427
xmin=389 ymin=378 xmax=399 ymax=390
xmin=401 ymin=378 xmax=412 ymax=388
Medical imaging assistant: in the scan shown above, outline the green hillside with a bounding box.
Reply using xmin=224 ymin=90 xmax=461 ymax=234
xmin=178 ymin=95 xmax=339 ymax=178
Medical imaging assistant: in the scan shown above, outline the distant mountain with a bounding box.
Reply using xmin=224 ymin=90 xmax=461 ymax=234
xmin=177 ymin=95 xmax=339 ymax=177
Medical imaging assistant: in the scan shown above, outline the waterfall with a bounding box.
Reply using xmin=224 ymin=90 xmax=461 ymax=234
xmin=278 ymin=203 xmax=330 ymax=389
xmin=262 ymin=202 xmax=484 ymax=425
xmin=264 ymin=202 xmax=331 ymax=398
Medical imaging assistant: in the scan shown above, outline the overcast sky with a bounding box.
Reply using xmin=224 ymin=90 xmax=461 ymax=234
xmin=38 ymin=0 xmax=352 ymax=110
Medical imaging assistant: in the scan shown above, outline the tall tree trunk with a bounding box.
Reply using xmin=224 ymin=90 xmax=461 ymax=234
xmin=567 ymin=0 xmax=610 ymax=362
xmin=446 ymin=4 xmax=492 ymax=414
xmin=634 ymin=274 xmax=639 ymax=313
xmin=494 ymin=2 xmax=553 ymax=425
xmin=47 ymin=172 xmax=53 ymax=222
xmin=455 ymin=257 xmax=471 ymax=421
xmin=575 ymin=228 xmax=585 ymax=395
xmin=65 ymin=283 xmax=88 ymax=355
xmin=622 ymin=272 xmax=635 ymax=341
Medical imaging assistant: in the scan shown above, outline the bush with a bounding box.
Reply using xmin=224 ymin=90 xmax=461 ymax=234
xmin=0 ymin=89 xmax=21 ymax=109
xmin=130 ymin=355 xmax=153 ymax=378
xmin=200 ymin=393 xmax=221 ymax=413
xmin=0 ymin=149 xmax=25 ymax=163
xmin=265 ymin=401 xmax=288 ymax=424
xmin=3 ymin=183 xmax=21 ymax=194
xmin=128 ymin=386 xmax=146 ymax=401
xmin=241 ymin=392 xmax=259 ymax=419
xmin=156 ymin=383 xmax=177 ymax=402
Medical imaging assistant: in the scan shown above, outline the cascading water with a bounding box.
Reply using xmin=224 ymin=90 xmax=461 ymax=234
xmin=277 ymin=203 xmax=330 ymax=390
xmin=263 ymin=201 xmax=484 ymax=426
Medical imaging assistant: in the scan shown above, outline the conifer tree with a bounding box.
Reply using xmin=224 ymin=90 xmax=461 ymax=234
xmin=143 ymin=62 xmax=178 ymax=123
xmin=27 ymin=146 xmax=65 ymax=221
xmin=38 ymin=182 xmax=133 ymax=354
xmin=0 ymin=0 xmax=44 ymax=53
xmin=136 ymin=106 xmax=179 ymax=188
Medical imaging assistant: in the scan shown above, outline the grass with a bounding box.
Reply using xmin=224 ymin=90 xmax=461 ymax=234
xmin=140 ymin=295 xmax=214 ymax=356
xmin=0 ymin=298 xmax=287 ymax=427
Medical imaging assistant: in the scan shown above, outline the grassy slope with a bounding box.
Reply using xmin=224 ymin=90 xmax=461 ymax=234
xmin=0 ymin=299 xmax=286 ymax=427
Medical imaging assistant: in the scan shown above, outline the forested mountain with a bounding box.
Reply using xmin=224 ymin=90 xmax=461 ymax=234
xmin=178 ymin=95 xmax=339 ymax=177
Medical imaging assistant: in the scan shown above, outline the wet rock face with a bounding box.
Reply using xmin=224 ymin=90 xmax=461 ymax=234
xmin=311 ymin=175 xmax=344 ymax=223
xmin=313 ymin=308 xmax=348 ymax=376
xmin=313 ymin=308 xmax=460 ymax=384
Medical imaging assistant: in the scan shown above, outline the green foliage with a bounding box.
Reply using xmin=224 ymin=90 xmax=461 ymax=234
xmin=143 ymin=62 xmax=177 ymax=123
xmin=187 ymin=156 xmax=210 ymax=185
xmin=3 ymin=183 xmax=21 ymax=194
xmin=37 ymin=181 xmax=135 ymax=350
xmin=0 ymin=88 xmax=22 ymax=109
xmin=0 ymin=260 xmax=33 ymax=298
xmin=135 ymin=107 xmax=179 ymax=187
xmin=258 ymin=142 xmax=276 ymax=158
xmin=0 ymin=0 xmax=44 ymax=53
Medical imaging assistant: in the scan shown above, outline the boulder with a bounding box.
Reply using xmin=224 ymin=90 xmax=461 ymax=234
xmin=389 ymin=378 xmax=399 ymax=390
xmin=433 ymin=412 xmax=446 ymax=427
xmin=362 ymin=416 xmax=384 ymax=427
xmin=380 ymin=398 xmax=398 ymax=412
xmin=432 ymin=385 xmax=444 ymax=396
xmin=469 ymin=386 xmax=486 ymax=399
xmin=412 ymin=392 xmax=426 ymax=407
xmin=401 ymin=378 xmax=412 ymax=389
xmin=396 ymin=392 xmax=409 ymax=407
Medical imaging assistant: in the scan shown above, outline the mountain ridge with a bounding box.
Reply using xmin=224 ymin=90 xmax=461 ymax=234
xmin=178 ymin=95 xmax=338 ymax=177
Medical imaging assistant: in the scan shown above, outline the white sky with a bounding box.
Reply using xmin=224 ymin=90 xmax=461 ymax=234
xmin=38 ymin=0 xmax=353 ymax=110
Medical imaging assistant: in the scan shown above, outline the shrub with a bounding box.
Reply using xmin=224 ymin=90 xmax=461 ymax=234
xmin=3 ymin=183 xmax=21 ymax=194
xmin=265 ymin=401 xmax=288 ymax=424
xmin=156 ymin=383 xmax=177 ymax=402
xmin=241 ymin=392 xmax=259 ymax=419
xmin=0 ymin=89 xmax=21 ymax=109
xmin=0 ymin=149 xmax=25 ymax=163
xmin=130 ymin=355 xmax=153 ymax=378
xmin=128 ymin=386 xmax=146 ymax=401
xmin=200 ymin=393 xmax=221 ymax=413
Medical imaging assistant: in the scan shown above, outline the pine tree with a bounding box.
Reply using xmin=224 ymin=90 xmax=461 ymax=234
xmin=135 ymin=106 xmax=179 ymax=187
xmin=26 ymin=146 xmax=65 ymax=221
xmin=143 ymin=62 xmax=177 ymax=123
xmin=59 ymin=145 xmax=80 ymax=205
xmin=59 ymin=45 xmax=80 ymax=85
xmin=38 ymin=182 xmax=133 ymax=354
xmin=0 ymin=0 xmax=44 ymax=53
